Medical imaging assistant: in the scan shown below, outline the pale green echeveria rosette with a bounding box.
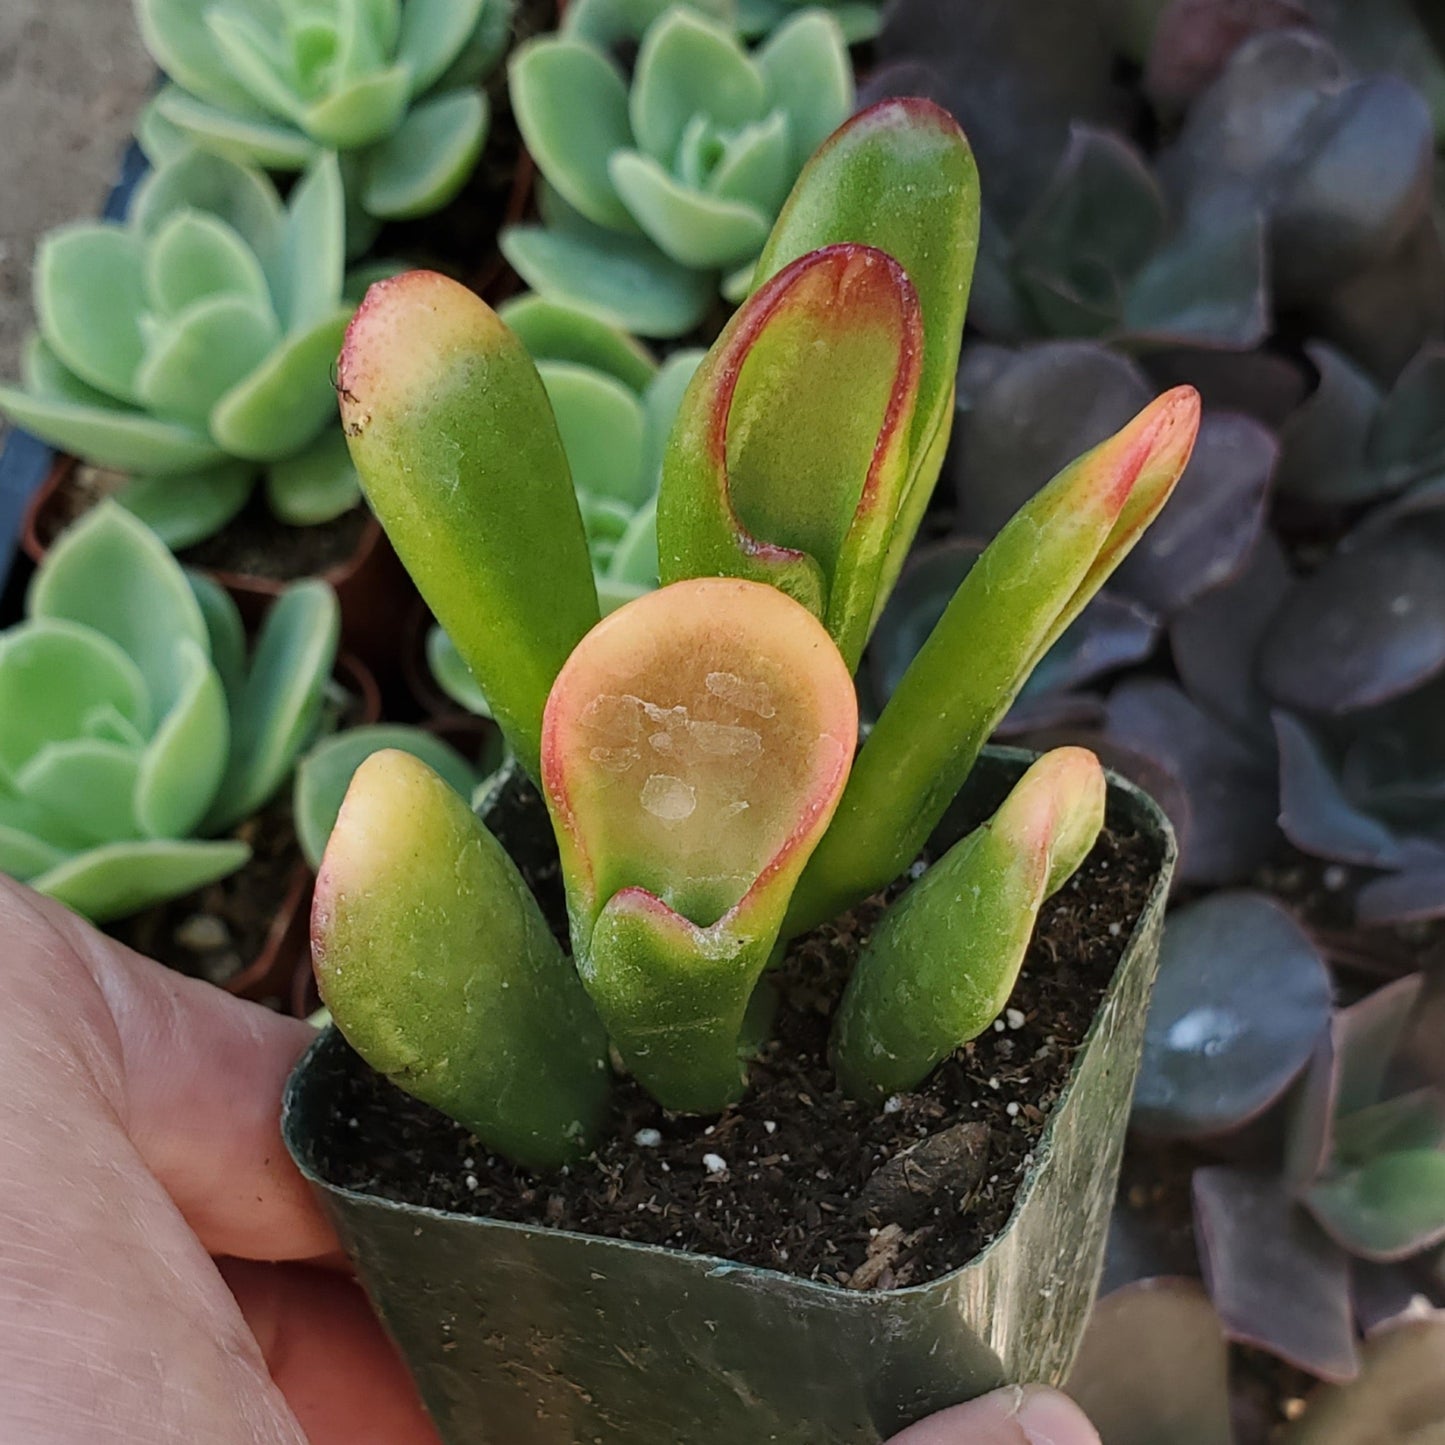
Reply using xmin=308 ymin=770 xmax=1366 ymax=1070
xmin=427 ymin=293 xmax=704 ymax=718
xmin=0 ymin=148 xmax=367 ymax=549
xmin=505 ymin=0 xmax=853 ymax=337
xmin=737 ymin=0 xmax=879 ymax=43
xmin=0 ymin=504 xmax=340 ymax=922
xmin=134 ymin=0 xmax=513 ymax=240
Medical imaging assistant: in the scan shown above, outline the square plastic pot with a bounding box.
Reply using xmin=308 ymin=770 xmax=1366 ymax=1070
xmin=283 ymin=747 xmax=1176 ymax=1444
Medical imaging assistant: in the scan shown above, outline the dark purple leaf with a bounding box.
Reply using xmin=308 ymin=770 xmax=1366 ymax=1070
xmin=1103 ymin=1199 xmax=1202 ymax=1296
xmin=950 ymin=341 xmax=1153 ymax=536
xmin=1258 ymin=531 xmax=1445 ymax=714
xmin=1145 ymin=345 xmax=1309 ymax=428
xmin=875 ymin=0 xmax=1132 ymax=226
xmin=1106 ymin=679 xmax=1280 ymax=883
xmin=1171 ymin=531 xmax=1291 ymax=743
xmin=1303 ymin=0 xmax=1445 ymax=142
xmin=1357 ymin=866 xmax=1445 ymax=927
xmin=997 ymin=690 xmax=1109 ymax=737
xmin=1353 ymin=1260 xmax=1440 ymax=1337
xmin=1366 ymin=343 xmax=1445 ymax=483
xmin=1121 ymin=206 xmax=1270 ymax=349
xmin=1194 ymin=1165 xmax=1359 ymax=1380
xmin=1271 ymin=74 xmax=1434 ymax=301
xmin=1287 ymin=1027 xmax=1341 ymax=1190
xmin=1113 ymin=410 xmax=1277 ymax=615
xmin=1133 ymin=891 xmax=1332 ymax=1139
xmin=1352 ymin=475 xmax=1445 ymax=545
xmin=853 ymin=59 xmax=950 ymax=113
xmin=1275 ymin=711 xmax=1419 ymax=868
xmin=1275 ymin=342 xmax=1385 ymax=506
xmin=1145 ymin=0 xmax=1314 ymax=110
xmin=1013 ymin=126 xmax=1166 ymax=337
xmin=1023 ymin=593 xmax=1161 ymax=695
xmin=1307 ymin=1150 xmax=1445 ymax=1262
xmin=866 ymin=539 xmax=977 ymax=706
xmin=1314 ymin=213 xmax=1445 ymax=384
xmin=1065 ymin=1279 xmax=1234 ymax=1445
xmin=1336 ymin=974 xmax=1426 ymax=1116
xmin=954 ymin=342 xmax=1020 ymax=407
xmin=1159 ymin=28 xmax=1347 ymax=221
xmin=1279 ymin=1321 xmax=1445 ymax=1443
xmin=1162 ymin=30 xmax=1433 ymax=300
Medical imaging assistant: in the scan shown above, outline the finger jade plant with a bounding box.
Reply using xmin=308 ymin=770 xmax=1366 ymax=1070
xmin=0 ymin=148 xmax=368 ymax=547
xmin=0 ymin=504 xmax=339 ymax=922
xmin=313 ymin=100 xmax=1202 ymax=1168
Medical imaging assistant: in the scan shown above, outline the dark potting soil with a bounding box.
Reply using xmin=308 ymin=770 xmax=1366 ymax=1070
xmin=311 ymin=813 xmax=1158 ymax=1291
xmin=178 ymin=493 xmax=372 ymax=583
xmin=110 ymin=800 xmax=302 ymax=998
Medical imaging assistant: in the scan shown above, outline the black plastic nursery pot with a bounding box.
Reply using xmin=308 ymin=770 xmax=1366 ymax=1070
xmin=283 ymin=748 xmax=1176 ymax=1444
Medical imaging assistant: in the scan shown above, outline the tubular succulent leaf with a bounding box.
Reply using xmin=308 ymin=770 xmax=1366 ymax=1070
xmin=0 ymin=504 xmax=338 ymax=921
xmin=787 ymin=385 xmax=1201 ymax=934
xmin=337 ymin=270 xmax=600 ymax=783
xmin=830 ymin=748 xmax=1106 ymax=1102
xmin=134 ymin=0 xmax=511 ymax=224
xmin=313 ymin=749 xmax=612 ymax=1168
xmin=0 ymin=149 xmax=364 ymax=546
xmin=505 ymin=4 xmax=853 ymax=337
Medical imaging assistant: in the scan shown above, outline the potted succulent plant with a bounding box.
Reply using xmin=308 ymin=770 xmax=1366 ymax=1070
xmin=504 ymin=0 xmax=854 ymax=335
xmin=0 ymin=500 xmax=372 ymax=1005
xmin=0 ymin=145 xmax=415 ymax=678
xmin=133 ymin=0 xmax=517 ymax=249
xmin=283 ymin=100 xmax=1194 ymax=1443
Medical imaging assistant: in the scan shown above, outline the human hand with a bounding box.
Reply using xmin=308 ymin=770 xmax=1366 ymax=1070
xmin=0 ymin=877 xmax=1099 ymax=1444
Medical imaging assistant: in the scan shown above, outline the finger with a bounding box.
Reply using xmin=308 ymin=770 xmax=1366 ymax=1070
xmin=0 ymin=875 xmax=335 ymax=1262
xmin=888 ymin=1386 xmax=1101 ymax=1445
xmin=222 ymin=1259 xmax=442 ymax=1445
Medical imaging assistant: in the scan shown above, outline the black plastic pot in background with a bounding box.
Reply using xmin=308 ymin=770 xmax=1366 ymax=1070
xmin=284 ymin=749 xmax=1176 ymax=1445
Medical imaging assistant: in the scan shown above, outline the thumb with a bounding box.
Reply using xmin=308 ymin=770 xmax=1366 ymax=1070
xmin=889 ymin=1386 xmax=1101 ymax=1445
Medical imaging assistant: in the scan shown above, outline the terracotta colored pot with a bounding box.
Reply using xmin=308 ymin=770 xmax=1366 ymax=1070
xmin=20 ymin=455 xmax=414 ymax=699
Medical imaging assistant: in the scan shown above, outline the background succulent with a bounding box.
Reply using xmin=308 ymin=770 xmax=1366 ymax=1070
xmin=0 ymin=148 xmax=367 ymax=548
xmin=737 ymin=0 xmax=879 ymax=43
xmin=134 ymin=0 xmax=513 ymax=236
xmin=504 ymin=0 xmax=853 ymax=337
xmin=0 ymin=504 xmax=339 ymax=921
xmin=855 ymin=11 xmax=1445 ymax=1433
xmin=426 ymin=294 xmax=702 ymax=718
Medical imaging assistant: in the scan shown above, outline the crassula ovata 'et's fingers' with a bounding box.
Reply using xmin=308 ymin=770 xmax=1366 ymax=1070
xmin=752 ymin=97 xmax=980 ymax=602
xmin=542 ymin=577 xmax=856 ymax=1112
xmin=313 ymin=749 xmax=611 ymax=1170
xmin=657 ymin=243 xmax=922 ymax=668
xmin=789 ymin=385 xmax=1200 ymax=934
xmin=338 ymin=270 xmax=599 ymax=782
xmin=831 ymin=748 xmax=1107 ymax=1103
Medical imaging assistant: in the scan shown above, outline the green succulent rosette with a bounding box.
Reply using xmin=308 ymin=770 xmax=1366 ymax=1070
xmin=504 ymin=0 xmax=852 ymax=337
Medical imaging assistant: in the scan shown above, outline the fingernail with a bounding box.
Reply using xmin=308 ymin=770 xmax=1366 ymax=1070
xmin=1015 ymin=1386 xmax=1098 ymax=1445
